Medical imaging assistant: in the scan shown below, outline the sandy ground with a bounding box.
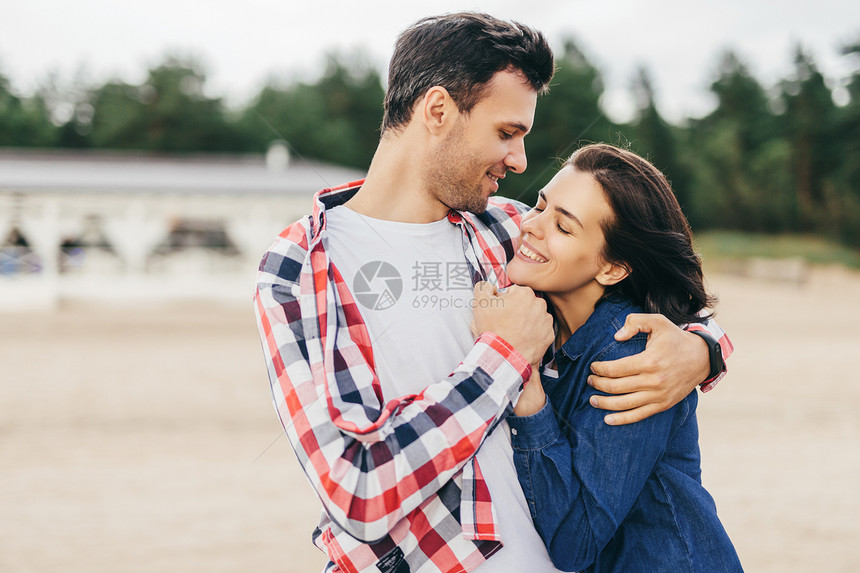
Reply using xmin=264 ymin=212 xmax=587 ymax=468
xmin=1 ymin=267 xmax=859 ymax=572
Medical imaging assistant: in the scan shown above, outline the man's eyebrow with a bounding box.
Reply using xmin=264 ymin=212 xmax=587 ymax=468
xmin=502 ymin=121 xmax=530 ymax=134
xmin=539 ymin=190 xmax=583 ymax=228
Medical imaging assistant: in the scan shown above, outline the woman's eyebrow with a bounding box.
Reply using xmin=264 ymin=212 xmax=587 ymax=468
xmin=539 ymin=190 xmax=583 ymax=228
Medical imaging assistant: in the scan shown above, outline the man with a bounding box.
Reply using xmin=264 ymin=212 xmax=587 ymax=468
xmin=254 ymin=12 xmax=730 ymax=573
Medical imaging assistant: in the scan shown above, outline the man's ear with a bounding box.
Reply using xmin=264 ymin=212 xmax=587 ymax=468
xmin=420 ymin=86 xmax=457 ymax=135
xmin=597 ymin=261 xmax=629 ymax=287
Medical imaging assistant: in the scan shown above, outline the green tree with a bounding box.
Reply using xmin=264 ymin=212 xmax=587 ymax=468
xmin=35 ymin=69 xmax=97 ymax=148
xmin=828 ymin=39 xmax=860 ymax=245
xmin=501 ymin=39 xmax=622 ymax=206
xmin=629 ymin=66 xmax=692 ymax=212
xmin=0 ymin=70 xmax=56 ymax=146
xmin=86 ymin=56 xmax=242 ymax=152
xmin=707 ymin=52 xmax=778 ymax=152
xmin=780 ymin=45 xmax=841 ymax=232
xmin=238 ymin=52 xmax=384 ymax=170
xmin=684 ymin=51 xmax=792 ymax=232
xmin=86 ymin=81 xmax=141 ymax=148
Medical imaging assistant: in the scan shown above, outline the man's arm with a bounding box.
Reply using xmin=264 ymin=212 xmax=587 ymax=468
xmin=255 ymin=231 xmax=553 ymax=541
xmin=586 ymin=314 xmax=732 ymax=425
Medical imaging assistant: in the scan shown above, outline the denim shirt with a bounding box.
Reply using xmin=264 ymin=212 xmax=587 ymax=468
xmin=507 ymin=296 xmax=743 ymax=573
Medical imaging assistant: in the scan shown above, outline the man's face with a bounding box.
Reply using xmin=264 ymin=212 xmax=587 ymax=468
xmin=424 ymin=70 xmax=537 ymax=214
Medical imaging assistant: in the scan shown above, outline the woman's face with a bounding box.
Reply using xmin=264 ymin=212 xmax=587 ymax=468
xmin=506 ymin=165 xmax=619 ymax=298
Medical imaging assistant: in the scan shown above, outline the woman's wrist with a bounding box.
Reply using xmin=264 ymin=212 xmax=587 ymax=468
xmin=513 ymin=369 xmax=546 ymax=416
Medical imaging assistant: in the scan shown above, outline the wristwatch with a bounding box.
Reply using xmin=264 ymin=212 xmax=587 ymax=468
xmin=689 ymin=330 xmax=725 ymax=381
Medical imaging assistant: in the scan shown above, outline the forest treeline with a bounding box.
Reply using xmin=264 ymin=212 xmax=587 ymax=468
xmin=1 ymin=39 xmax=859 ymax=245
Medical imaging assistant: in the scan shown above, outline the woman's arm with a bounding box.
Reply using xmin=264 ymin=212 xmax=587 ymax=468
xmin=508 ymin=338 xmax=677 ymax=572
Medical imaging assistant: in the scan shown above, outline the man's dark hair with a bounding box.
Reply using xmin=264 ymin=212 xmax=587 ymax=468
xmin=568 ymin=143 xmax=717 ymax=326
xmin=382 ymin=12 xmax=554 ymax=133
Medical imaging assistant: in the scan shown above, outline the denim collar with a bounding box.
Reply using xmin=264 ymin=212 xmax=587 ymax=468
xmin=554 ymin=294 xmax=638 ymax=365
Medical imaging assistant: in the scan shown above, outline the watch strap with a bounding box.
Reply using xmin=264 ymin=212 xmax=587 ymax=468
xmin=689 ymin=329 xmax=724 ymax=381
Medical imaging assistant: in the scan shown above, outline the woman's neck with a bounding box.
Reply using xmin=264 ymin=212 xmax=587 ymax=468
xmin=546 ymin=284 xmax=606 ymax=348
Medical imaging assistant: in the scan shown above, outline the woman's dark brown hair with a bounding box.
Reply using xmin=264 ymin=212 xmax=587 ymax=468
xmin=567 ymin=143 xmax=716 ymax=325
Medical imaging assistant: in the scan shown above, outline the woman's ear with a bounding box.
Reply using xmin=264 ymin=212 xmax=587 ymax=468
xmin=420 ymin=86 xmax=456 ymax=135
xmin=596 ymin=261 xmax=629 ymax=287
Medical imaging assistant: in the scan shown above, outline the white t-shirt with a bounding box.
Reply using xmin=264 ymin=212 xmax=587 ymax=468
xmin=325 ymin=205 xmax=560 ymax=573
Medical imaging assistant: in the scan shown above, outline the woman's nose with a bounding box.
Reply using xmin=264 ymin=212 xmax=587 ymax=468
xmin=521 ymin=210 xmax=544 ymax=238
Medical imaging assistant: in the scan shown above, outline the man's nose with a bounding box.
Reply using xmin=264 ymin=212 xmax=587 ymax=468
xmin=505 ymin=139 xmax=527 ymax=174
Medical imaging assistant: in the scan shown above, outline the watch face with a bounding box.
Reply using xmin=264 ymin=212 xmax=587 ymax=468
xmin=692 ymin=330 xmax=723 ymax=379
xmin=712 ymin=342 xmax=724 ymax=374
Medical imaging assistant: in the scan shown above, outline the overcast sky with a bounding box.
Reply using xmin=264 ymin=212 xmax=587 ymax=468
xmin=1 ymin=0 xmax=857 ymax=123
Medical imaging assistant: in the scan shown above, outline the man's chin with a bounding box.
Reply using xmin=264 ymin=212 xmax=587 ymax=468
xmin=465 ymin=195 xmax=492 ymax=214
xmin=440 ymin=184 xmax=493 ymax=214
xmin=447 ymin=197 xmax=490 ymax=214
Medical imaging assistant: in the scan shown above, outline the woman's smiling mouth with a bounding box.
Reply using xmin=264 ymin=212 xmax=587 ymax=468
xmin=518 ymin=241 xmax=548 ymax=263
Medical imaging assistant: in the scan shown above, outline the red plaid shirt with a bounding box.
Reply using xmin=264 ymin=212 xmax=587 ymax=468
xmin=254 ymin=180 xmax=731 ymax=573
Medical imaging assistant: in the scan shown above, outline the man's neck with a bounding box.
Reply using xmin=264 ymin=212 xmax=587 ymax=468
xmin=344 ymin=131 xmax=450 ymax=224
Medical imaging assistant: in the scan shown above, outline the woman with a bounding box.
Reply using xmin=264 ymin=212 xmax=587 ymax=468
xmin=504 ymin=143 xmax=742 ymax=572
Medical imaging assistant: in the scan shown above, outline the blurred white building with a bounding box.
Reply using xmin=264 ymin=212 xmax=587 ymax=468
xmin=0 ymin=146 xmax=365 ymax=310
